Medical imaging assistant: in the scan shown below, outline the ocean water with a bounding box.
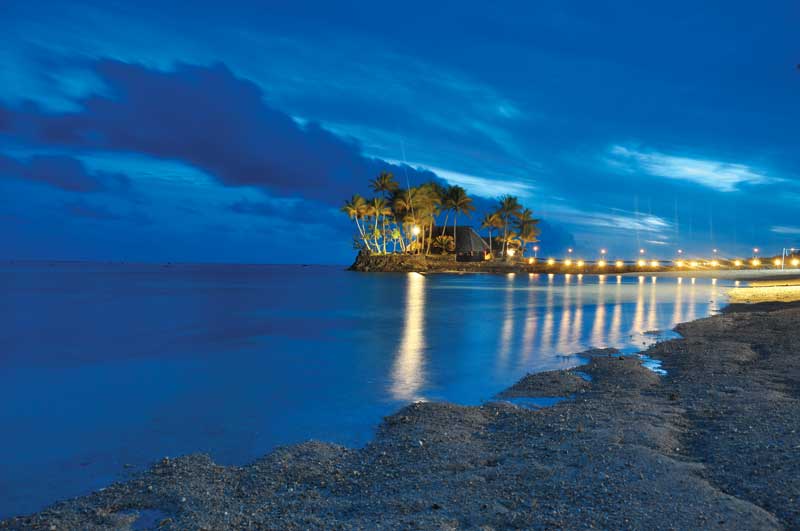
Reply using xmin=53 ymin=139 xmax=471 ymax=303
xmin=0 ymin=263 xmax=729 ymax=518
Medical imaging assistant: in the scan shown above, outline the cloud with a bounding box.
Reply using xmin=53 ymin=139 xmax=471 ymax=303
xmin=771 ymin=225 xmax=800 ymax=235
xmin=608 ymin=145 xmax=778 ymax=192
xmin=394 ymin=161 xmax=535 ymax=199
xmin=63 ymin=200 xmax=120 ymax=220
xmin=1 ymin=59 xmax=437 ymax=205
xmin=548 ymin=203 xmax=671 ymax=234
xmin=0 ymin=153 xmax=129 ymax=193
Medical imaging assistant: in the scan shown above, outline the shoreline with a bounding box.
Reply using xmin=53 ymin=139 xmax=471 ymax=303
xmin=4 ymin=293 xmax=800 ymax=529
xmin=349 ymin=251 xmax=800 ymax=278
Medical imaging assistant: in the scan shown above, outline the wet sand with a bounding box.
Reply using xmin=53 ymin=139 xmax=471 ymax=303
xmin=4 ymin=301 xmax=800 ymax=529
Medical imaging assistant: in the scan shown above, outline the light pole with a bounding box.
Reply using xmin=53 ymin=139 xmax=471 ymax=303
xmin=533 ymin=245 xmax=539 ymax=259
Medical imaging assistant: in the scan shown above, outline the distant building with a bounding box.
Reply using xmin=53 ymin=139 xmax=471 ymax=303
xmin=434 ymin=226 xmax=490 ymax=262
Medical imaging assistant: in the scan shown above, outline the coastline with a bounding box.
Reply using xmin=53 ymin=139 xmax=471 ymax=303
xmin=4 ymin=290 xmax=800 ymax=529
xmin=349 ymin=251 xmax=800 ymax=278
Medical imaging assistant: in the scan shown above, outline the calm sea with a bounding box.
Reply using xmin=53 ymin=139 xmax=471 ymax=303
xmin=0 ymin=262 xmax=729 ymax=517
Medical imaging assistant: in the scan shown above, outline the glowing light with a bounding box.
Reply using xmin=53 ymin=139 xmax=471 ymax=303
xmin=564 ymin=259 xmax=572 ymax=266
xmin=577 ymin=260 xmax=585 ymax=267
xmin=547 ymin=258 xmax=555 ymax=266
xmin=639 ymin=248 xmax=645 ymax=254
xmin=710 ymin=260 xmax=719 ymax=267
xmin=792 ymin=258 xmax=800 ymax=267
xmin=690 ymin=261 xmax=699 ymax=268
xmin=567 ymin=248 xmax=573 ymax=253
xmin=650 ymin=260 xmax=659 ymax=267
xmin=753 ymin=247 xmax=759 ymax=254
xmin=506 ymin=248 xmax=516 ymax=257
xmin=773 ymin=258 xmax=782 ymax=266
xmin=600 ymin=249 xmax=607 ymax=255
xmin=527 ymin=257 xmax=534 ymax=264
xmin=734 ymin=260 xmax=742 ymax=267
xmin=677 ymin=249 xmax=683 ymax=254
xmin=598 ymin=260 xmax=606 ymax=267
xmin=676 ymin=260 xmax=685 ymax=267
xmin=411 ymin=225 xmax=421 ymax=236
xmin=533 ymin=246 xmax=539 ymax=251
xmin=615 ymin=260 xmax=624 ymax=268
xmin=637 ymin=259 xmax=646 ymax=267
xmin=751 ymin=258 xmax=761 ymax=266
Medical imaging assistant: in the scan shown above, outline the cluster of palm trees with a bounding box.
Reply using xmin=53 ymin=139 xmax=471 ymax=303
xmin=342 ymin=172 xmax=540 ymax=258
xmin=480 ymin=196 xmax=541 ymax=258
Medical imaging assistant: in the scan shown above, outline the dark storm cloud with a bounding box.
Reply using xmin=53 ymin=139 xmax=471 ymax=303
xmin=1 ymin=60 xmax=436 ymax=204
xmin=63 ymin=199 xmax=120 ymax=219
xmin=0 ymin=153 xmax=129 ymax=193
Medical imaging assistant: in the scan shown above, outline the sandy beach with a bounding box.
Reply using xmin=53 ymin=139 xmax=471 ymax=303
xmin=3 ymin=282 xmax=800 ymax=530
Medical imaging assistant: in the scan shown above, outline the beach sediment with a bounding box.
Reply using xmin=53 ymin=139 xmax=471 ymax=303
xmin=3 ymin=303 xmax=800 ymax=530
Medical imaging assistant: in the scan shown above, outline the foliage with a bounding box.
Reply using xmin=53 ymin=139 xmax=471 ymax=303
xmin=342 ymin=173 xmax=543 ymax=258
xmin=432 ymin=234 xmax=455 ymax=254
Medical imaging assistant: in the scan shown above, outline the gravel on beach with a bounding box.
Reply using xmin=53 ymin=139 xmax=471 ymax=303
xmin=3 ymin=303 xmax=800 ymax=530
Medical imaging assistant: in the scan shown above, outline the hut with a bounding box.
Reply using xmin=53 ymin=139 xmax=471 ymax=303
xmin=434 ymin=226 xmax=490 ymax=262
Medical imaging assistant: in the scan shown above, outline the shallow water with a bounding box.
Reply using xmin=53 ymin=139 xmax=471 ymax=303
xmin=0 ymin=263 xmax=729 ymax=517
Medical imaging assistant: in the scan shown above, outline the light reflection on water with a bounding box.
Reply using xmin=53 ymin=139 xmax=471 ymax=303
xmin=0 ymin=264 xmax=729 ymax=518
xmin=391 ymin=271 xmax=727 ymax=402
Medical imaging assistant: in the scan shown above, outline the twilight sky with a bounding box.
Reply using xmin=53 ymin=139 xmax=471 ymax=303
xmin=1 ymin=1 xmax=798 ymax=264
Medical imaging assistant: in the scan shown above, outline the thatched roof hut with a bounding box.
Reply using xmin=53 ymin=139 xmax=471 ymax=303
xmin=434 ymin=226 xmax=490 ymax=261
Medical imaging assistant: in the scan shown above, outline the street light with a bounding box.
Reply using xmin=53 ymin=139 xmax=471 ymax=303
xmin=411 ymin=225 xmax=421 ymax=236
xmin=533 ymin=245 xmax=539 ymax=258
xmin=577 ymin=260 xmax=585 ymax=267
xmin=734 ymin=260 xmax=743 ymax=267
xmin=637 ymin=259 xmax=646 ymax=267
xmin=615 ymin=260 xmax=624 ymax=268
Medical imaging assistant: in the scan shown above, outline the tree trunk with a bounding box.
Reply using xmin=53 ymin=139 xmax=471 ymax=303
xmin=452 ymin=214 xmax=458 ymax=255
xmin=355 ymin=218 xmax=371 ymax=252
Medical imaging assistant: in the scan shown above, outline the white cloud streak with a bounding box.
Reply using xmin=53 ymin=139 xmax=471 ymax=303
xmin=609 ymin=145 xmax=778 ymax=192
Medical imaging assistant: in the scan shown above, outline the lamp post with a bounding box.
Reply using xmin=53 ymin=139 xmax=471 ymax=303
xmin=533 ymin=245 xmax=539 ymax=259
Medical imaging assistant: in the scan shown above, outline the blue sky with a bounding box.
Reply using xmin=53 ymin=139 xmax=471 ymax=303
xmin=1 ymin=0 xmax=798 ymax=263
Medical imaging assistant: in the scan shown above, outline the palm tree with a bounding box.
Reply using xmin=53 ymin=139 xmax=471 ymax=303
xmin=497 ymin=195 xmax=523 ymax=256
xmin=393 ymin=188 xmax=419 ymax=252
xmin=370 ymin=171 xmax=399 ymax=198
xmin=341 ymin=194 xmax=371 ymax=251
xmin=481 ymin=211 xmax=502 ymax=256
xmin=367 ymin=197 xmax=392 ymax=253
xmin=416 ymin=183 xmax=442 ymax=255
xmin=446 ymin=186 xmax=475 ymax=252
xmin=514 ymin=208 xmax=541 ymax=257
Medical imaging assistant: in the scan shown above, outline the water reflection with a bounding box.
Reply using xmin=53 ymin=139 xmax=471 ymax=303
xmin=390 ymin=272 xmax=427 ymax=401
xmin=390 ymin=272 xmax=725 ymax=401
